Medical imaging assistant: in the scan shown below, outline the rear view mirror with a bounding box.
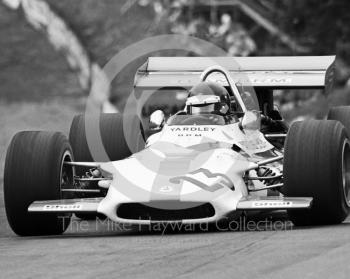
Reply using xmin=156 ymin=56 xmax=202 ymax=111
xmin=149 ymin=110 xmax=165 ymax=130
xmin=241 ymin=111 xmax=260 ymax=131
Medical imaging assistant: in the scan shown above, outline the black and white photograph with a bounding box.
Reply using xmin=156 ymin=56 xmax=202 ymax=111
xmin=1 ymin=0 xmax=350 ymax=278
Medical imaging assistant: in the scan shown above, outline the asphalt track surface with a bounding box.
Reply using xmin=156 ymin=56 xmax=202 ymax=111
xmin=1 ymin=188 xmax=350 ymax=279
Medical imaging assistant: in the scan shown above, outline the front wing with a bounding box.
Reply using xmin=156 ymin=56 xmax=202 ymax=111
xmin=28 ymin=196 xmax=312 ymax=215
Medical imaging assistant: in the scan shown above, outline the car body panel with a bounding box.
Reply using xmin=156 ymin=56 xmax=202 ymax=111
xmin=94 ymin=121 xmax=281 ymax=224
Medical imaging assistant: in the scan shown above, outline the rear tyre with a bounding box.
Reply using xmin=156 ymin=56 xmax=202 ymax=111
xmin=328 ymin=106 xmax=350 ymax=136
xmin=69 ymin=113 xmax=144 ymax=219
xmin=4 ymin=131 xmax=73 ymax=236
xmin=69 ymin=113 xmax=144 ymax=167
xmin=283 ymin=120 xmax=350 ymax=226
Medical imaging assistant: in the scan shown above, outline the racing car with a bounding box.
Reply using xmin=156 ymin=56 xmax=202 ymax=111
xmin=4 ymin=56 xmax=350 ymax=236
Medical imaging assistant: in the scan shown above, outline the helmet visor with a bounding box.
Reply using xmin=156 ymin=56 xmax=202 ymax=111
xmin=191 ymin=103 xmax=216 ymax=115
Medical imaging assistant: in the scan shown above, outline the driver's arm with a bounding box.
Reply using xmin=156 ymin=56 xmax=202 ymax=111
xmin=260 ymin=114 xmax=288 ymax=133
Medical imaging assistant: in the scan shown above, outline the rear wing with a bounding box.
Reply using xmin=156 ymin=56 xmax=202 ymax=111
xmin=134 ymin=56 xmax=336 ymax=94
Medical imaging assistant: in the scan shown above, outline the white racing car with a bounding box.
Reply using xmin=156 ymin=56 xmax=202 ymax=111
xmin=4 ymin=56 xmax=350 ymax=236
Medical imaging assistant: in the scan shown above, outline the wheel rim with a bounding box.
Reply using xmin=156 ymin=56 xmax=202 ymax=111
xmin=60 ymin=150 xmax=74 ymax=199
xmin=342 ymin=139 xmax=350 ymax=207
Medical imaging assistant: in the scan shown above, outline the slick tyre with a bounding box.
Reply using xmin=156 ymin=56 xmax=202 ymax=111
xmin=328 ymin=106 xmax=350 ymax=136
xmin=4 ymin=131 xmax=73 ymax=236
xmin=69 ymin=113 xmax=144 ymax=168
xmin=283 ymin=120 xmax=350 ymax=226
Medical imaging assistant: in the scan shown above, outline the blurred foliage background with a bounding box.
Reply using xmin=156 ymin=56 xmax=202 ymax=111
xmin=42 ymin=0 xmax=350 ymax=120
xmin=2 ymin=0 xmax=350 ymax=119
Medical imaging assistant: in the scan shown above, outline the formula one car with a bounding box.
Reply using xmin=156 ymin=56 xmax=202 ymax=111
xmin=4 ymin=56 xmax=350 ymax=236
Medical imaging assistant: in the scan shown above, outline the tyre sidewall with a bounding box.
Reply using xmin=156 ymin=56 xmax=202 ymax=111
xmin=4 ymin=131 xmax=72 ymax=235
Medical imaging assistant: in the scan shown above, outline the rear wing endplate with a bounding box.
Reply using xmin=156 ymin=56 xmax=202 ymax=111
xmin=134 ymin=56 xmax=335 ymax=94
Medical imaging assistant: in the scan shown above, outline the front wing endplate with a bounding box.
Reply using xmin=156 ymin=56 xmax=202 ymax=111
xmin=237 ymin=196 xmax=313 ymax=210
xmin=28 ymin=198 xmax=103 ymax=213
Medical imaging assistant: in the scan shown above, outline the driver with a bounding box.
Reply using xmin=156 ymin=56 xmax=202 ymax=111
xmin=185 ymin=81 xmax=233 ymax=118
xmin=184 ymin=81 xmax=287 ymax=135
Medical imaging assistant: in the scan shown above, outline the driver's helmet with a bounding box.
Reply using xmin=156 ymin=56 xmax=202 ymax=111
xmin=186 ymin=81 xmax=231 ymax=116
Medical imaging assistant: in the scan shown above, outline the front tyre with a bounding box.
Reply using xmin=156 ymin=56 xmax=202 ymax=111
xmin=4 ymin=131 xmax=73 ymax=236
xmin=283 ymin=120 xmax=350 ymax=226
